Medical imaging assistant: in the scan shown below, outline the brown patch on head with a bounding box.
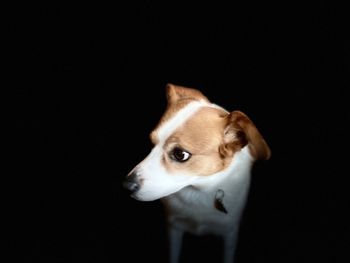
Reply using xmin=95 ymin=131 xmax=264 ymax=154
xmin=162 ymin=107 xmax=243 ymax=176
xmin=150 ymin=84 xmax=209 ymax=144
xmin=149 ymin=84 xmax=271 ymax=177
xmin=160 ymin=108 xmax=271 ymax=176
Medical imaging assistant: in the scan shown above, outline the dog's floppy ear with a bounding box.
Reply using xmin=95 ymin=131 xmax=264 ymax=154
xmin=166 ymin=83 xmax=209 ymax=104
xmin=222 ymin=111 xmax=271 ymax=160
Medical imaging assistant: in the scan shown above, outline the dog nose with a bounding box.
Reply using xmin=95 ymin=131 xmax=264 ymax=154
xmin=123 ymin=172 xmax=140 ymax=194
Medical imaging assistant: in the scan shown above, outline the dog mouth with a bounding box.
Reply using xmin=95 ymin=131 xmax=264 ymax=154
xmin=129 ymin=191 xmax=140 ymax=200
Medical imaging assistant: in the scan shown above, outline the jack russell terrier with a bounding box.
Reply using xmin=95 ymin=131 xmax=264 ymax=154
xmin=124 ymin=84 xmax=271 ymax=263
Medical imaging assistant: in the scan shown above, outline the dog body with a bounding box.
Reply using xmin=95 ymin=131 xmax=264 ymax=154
xmin=124 ymin=84 xmax=271 ymax=263
xmin=162 ymin=148 xmax=252 ymax=263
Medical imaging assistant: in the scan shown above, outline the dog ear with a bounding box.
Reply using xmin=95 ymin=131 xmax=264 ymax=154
xmin=221 ymin=111 xmax=271 ymax=160
xmin=166 ymin=83 xmax=209 ymax=104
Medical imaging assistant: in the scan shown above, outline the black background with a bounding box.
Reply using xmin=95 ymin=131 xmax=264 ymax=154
xmin=10 ymin=2 xmax=348 ymax=263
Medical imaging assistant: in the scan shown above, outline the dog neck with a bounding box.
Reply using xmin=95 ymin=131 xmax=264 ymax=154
xmin=191 ymin=146 xmax=253 ymax=192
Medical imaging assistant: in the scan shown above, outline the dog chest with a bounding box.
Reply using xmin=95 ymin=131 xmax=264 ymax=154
xmin=162 ymin=184 xmax=249 ymax=235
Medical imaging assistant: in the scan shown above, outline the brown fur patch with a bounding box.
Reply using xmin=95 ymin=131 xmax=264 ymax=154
xmin=162 ymin=107 xmax=242 ymax=176
xmin=150 ymin=84 xmax=209 ymax=144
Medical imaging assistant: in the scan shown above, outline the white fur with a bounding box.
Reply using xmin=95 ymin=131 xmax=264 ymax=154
xmin=131 ymin=145 xmax=198 ymax=201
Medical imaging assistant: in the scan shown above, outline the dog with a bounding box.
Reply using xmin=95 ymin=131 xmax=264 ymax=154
xmin=123 ymin=84 xmax=271 ymax=263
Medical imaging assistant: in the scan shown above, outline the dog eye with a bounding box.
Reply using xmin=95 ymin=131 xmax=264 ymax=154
xmin=171 ymin=147 xmax=191 ymax=162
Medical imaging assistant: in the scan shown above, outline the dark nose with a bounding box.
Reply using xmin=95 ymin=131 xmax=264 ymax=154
xmin=123 ymin=172 xmax=140 ymax=194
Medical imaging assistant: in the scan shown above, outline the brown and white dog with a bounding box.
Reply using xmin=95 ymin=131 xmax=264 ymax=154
xmin=124 ymin=84 xmax=271 ymax=263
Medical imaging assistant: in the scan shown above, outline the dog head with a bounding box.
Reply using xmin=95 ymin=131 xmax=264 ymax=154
xmin=124 ymin=84 xmax=271 ymax=201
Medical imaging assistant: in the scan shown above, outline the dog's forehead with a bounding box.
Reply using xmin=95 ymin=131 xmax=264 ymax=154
xmin=151 ymin=99 xmax=228 ymax=144
xmin=168 ymin=107 xmax=228 ymax=152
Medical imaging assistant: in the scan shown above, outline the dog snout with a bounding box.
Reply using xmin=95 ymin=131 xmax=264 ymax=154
xmin=123 ymin=171 xmax=140 ymax=194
